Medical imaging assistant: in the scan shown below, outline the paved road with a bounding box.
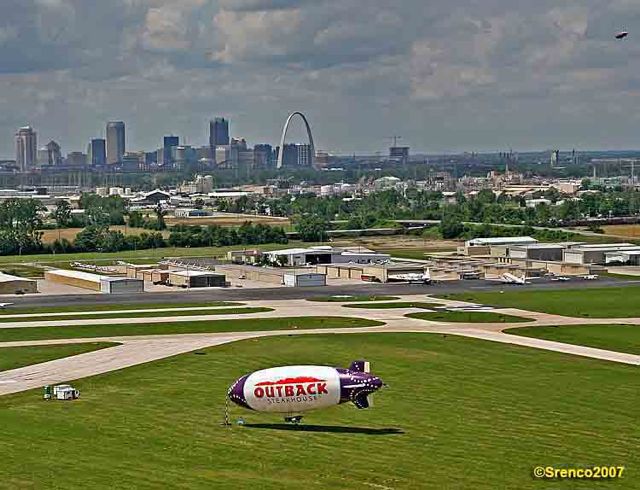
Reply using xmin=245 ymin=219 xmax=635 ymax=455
xmin=1 ymin=295 xmax=638 ymax=396
xmin=2 ymin=276 xmax=638 ymax=309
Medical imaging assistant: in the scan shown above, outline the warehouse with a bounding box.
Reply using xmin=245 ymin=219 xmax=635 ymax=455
xmin=463 ymin=236 xmax=538 ymax=256
xmin=45 ymin=269 xmax=104 ymax=291
xmin=45 ymin=269 xmax=144 ymax=293
xmin=508 ymin=244 xmax=565 ymax=262
xmin=283 ymin=272 xmax=327 ymax=287
xmin=563 ymin=244 xmax=640 ymax=265
xmin=0 ymin=272 xmax=37 ymax=294
xmin=168 ymin=270 xmax=227 ymax=288
xmin=605 ymin=250 xmax=640 ymax=266
xmin=100 ymin=277 xmax=145 ymax=294
xmin=265 ymin=246 xmax=389 ymax=267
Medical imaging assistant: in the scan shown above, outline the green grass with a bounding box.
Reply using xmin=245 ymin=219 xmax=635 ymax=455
xmin=438 ymin=286 xmax=640 ymax=318
xmin=0 ymin=264 xmax=45 ymax=278
xmin=505 ymin=324 xmax=640 ymax=355
xmin=0 ymin=317 xmax=382 ymax=343
xmin=343 ymin=302 xmax=443 ymax=309
xmin=0 ymin=342 xmax=117 ymax=372
xmin=407 ymin=311 xmax=531 ymax=323
xmin=307 ymin=295 xmax=399 ymax=303
xmin=0 ymin=301 xmax=243 ymax=315
xmin=0 ymin=333 xmax=637 ymax=488
xmin=0 ymin=307 xmax=272 ymax=323
xmin=0 ymin=241 xmax=313 ymax=266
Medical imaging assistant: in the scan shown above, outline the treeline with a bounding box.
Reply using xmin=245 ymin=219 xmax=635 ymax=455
xmin=50 ymin=222 xmax=288 ymax=255
xmin=220 ymin=186 xmax=640 ymax=232
xmin=424 ymin=222 xmax=584 ymax=242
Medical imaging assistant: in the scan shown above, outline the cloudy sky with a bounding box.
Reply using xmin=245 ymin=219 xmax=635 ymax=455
xmin=1 ymin=0 xmax=640 ymax=158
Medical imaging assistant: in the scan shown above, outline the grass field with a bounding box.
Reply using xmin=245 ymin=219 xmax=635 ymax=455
xmin=439 ymin=287 xmax=640 ymax=318
xmin=0 ymin=301 xmax=243 ymax=316
xmin=308 ymin=295 xmax=399 ymax=303
xmin=0 ymin=307 xmax=272 ymax=323
xmin=0 ymin=317 xmax=382 ymax=343
xmin=0 ymin=342 xmax=116 ymax=372
xmin=0 ymin=241 xmax=312 ymax=266
xmin=343 ymin=302 xmax=442 ymax=309
xmin=0 ymin=333 xmax=637 ymax=488
xmin=505 ymin=324 xmax=640 ymax=355
xmin=40 ymin=226 xmax=170 ymax=244
xmin=601 ymin=224 xmax=640 ymax=238
xmin=407 ymin=311 xmax=531 ymax=323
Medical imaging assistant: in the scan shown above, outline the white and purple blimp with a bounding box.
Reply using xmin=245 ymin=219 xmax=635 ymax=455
xmin=227 ymin=360 xmax=385 ymax=423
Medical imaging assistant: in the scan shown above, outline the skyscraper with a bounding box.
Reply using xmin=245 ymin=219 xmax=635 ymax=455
xmin=163 ymin=135 xmax=179 ymax=166
xmin=15 ymin=126 xmax=37 ymax=172
xmin=106 ymin=121 xmax=125 ymax=164
xmin=209 ymin=117 xmax=230 ymax=147
xmin=45 ymin=140 xmax=62 ymax=166
xmin=87 ymin=138 xmax=106 ymax=166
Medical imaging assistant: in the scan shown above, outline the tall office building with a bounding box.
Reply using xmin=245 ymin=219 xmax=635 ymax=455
xmin=15 ymin=126 xmax=37 ymax=172
xmin=106 ymin=121 xmax=125 ymax=164
xmin=278 ymin=143 xmax=312 ymax=167
xmin=209 ymin=117 xmax=230 ymax=147
xmin=162 ymin=135 xmax=179 ymax=166
xmin=45 ymin=140 xmax=62 ymax=166
xmin=87 ymin=138 xmax=106 ymax=166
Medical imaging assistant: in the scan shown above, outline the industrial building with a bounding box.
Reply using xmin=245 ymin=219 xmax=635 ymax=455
xmin=463 ymin=236 xmax=538 ymax=255
xmin=45 ymin=269 xmax=144 ymax=293
xmin=563 ymin=244 xmax=640 ymax=265
xmin=605 ymin=250 xmax=640 ymax=266
xmin=283 ymin=272 xmax=327 ymax=287
xmin=264 ymin=246 xmax=390 ymax=267
xmin=167 ymin=271 xmax=227 ymax=288
xmin=99 ymin=277 xmax=145 ymax=294
xmin=508 ymin=244 xmax=566 ymax=262
xmin=0 ymin=272 xmax=37 ymax=294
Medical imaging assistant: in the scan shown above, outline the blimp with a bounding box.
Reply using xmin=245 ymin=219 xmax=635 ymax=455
xmin=227 ymin=360 xmax=385 ymax=423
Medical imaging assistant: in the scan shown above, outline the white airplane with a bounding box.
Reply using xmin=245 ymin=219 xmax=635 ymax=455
xmin=497 ymin=273 xmax=527 ymax=285
xmin=387 ymin=271 xmax=431 ymax=284
xmin=582 ymin=274 xmax=599 ymax=280
xmin=551 ymin=276 xmax=570 ymax=282
xmin=0 ymin=303 xmax=14 ymax=309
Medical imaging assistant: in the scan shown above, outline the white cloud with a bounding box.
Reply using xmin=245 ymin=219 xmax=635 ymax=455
xmin=2 ymin=0 xmax=640 ymax=155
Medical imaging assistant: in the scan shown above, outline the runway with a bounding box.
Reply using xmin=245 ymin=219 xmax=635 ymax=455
xmin=0 ymin=295 xmax=638 ymax=396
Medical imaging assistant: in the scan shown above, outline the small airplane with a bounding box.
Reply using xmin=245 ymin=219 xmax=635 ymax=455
xmin=228 ymin=360 xmax=385 ymax=424
xmin=551 ymin=276 xmax=570 ymax=282
xmin=582 ymin=274 xmax=599 ymax=280
xmin=387 ymin=271 xmax=431 ymax=284
xmin=487 ymin=273 xmax=527 ymax=285
xmin=615 ymin=31 xmax=629 ymax=40
xmin=0 ymin=303 xmax=14 ymax=309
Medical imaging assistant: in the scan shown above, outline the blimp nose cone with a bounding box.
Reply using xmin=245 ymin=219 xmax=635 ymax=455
xmin=228 ymin=375 xmax=250 ymax=409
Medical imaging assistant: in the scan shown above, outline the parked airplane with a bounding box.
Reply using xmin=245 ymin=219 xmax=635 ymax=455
xmin=582 ymin=274 xmax=599 ymax=280
xmin=228 ymin=360 xmax=385 ymax=423
xmin=388 ymin=271 xmax=431 ymax=284
xmin=488 ymin=273 xmax=527 ymax=285
xmin=0 ymin=303 xmax=14 ymax=309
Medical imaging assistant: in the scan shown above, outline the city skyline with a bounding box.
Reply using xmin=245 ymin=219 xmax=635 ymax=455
xmin=1 ymin=1 xmax=640 ymax=157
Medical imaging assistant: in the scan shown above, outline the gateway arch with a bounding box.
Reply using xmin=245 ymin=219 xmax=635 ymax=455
xmin=276 ymin=112 xmax=315 ymax=169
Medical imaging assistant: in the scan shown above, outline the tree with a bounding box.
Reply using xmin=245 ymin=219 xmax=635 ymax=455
xmin=53 ymin=200 xmax=72 ymax=228
xmin=295 ymin=215 xmax=329 ymax=242
xmin=154 ymin=203 xmax=167 ymax=230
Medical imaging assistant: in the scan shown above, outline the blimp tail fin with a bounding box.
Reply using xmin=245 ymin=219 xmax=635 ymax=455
xmin=348 ymin=360 xmax=370 ymax=373
xmin=353 ymin=391 xmax=372 ymax=409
